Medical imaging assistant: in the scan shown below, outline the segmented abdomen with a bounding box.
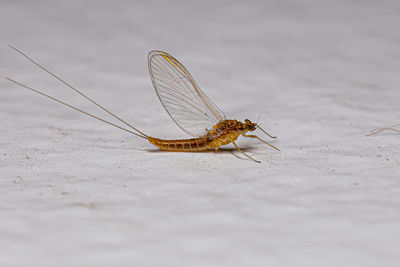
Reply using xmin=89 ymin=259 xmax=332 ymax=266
xmin=148 ymin=136 xmax=210 ymax=151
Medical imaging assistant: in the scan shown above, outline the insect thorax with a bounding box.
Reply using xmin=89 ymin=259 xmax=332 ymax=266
xmin=205 ymin=120 xmax=247 ymax=147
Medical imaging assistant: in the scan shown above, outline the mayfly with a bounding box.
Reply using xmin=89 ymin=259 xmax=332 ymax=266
xmin=6 ymin=45 xmax=279 ymax=163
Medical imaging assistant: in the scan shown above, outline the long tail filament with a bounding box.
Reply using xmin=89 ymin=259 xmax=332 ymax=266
xmin=6 ymin=45 xmax=148 ymax=139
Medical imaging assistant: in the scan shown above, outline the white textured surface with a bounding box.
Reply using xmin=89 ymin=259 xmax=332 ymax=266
xmin=1 ymin=1 xmax=400 ymax=266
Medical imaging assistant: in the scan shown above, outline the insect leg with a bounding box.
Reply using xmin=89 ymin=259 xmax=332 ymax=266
xmin=232 ymin=141 xmax=261 ymax=163
xmin=242 ymin=134 xmax=280 ymax=151
xmin=257 ymin=125 xmax=277 ymax=139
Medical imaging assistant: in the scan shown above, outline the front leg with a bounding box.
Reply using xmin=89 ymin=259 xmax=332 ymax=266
xmin=242 ymin=134 xmax=280 ymax=151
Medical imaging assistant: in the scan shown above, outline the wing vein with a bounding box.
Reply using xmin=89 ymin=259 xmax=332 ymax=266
xmin=148 ymin=51 xmax=225 ymax=136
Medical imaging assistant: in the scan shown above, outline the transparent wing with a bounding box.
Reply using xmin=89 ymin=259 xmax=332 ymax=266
xmin=148 ymin=50 xmax=226 ymax=137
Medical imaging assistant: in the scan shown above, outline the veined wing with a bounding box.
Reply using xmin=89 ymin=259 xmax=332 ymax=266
xmin=148 ymin=50 xmax=226 ymax=137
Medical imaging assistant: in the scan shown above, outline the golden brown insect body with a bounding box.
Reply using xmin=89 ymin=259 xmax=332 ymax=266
xmin=148 ymin=119 xmax=249 ymax=151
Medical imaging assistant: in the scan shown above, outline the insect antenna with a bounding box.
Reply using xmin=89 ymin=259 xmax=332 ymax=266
xmin=5 ymin=77 xmax=148 ymax=139
xmin=256 ymin=114 xmax=261 ymax=124
xmin=8 ymin=45 xmax=149 ymax=138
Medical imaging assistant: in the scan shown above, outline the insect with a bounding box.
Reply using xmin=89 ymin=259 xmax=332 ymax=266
xmin=6 ymin=45 xmax=279 ymax=163
xmin=367 ymin=123 xmax=400 ymax=136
